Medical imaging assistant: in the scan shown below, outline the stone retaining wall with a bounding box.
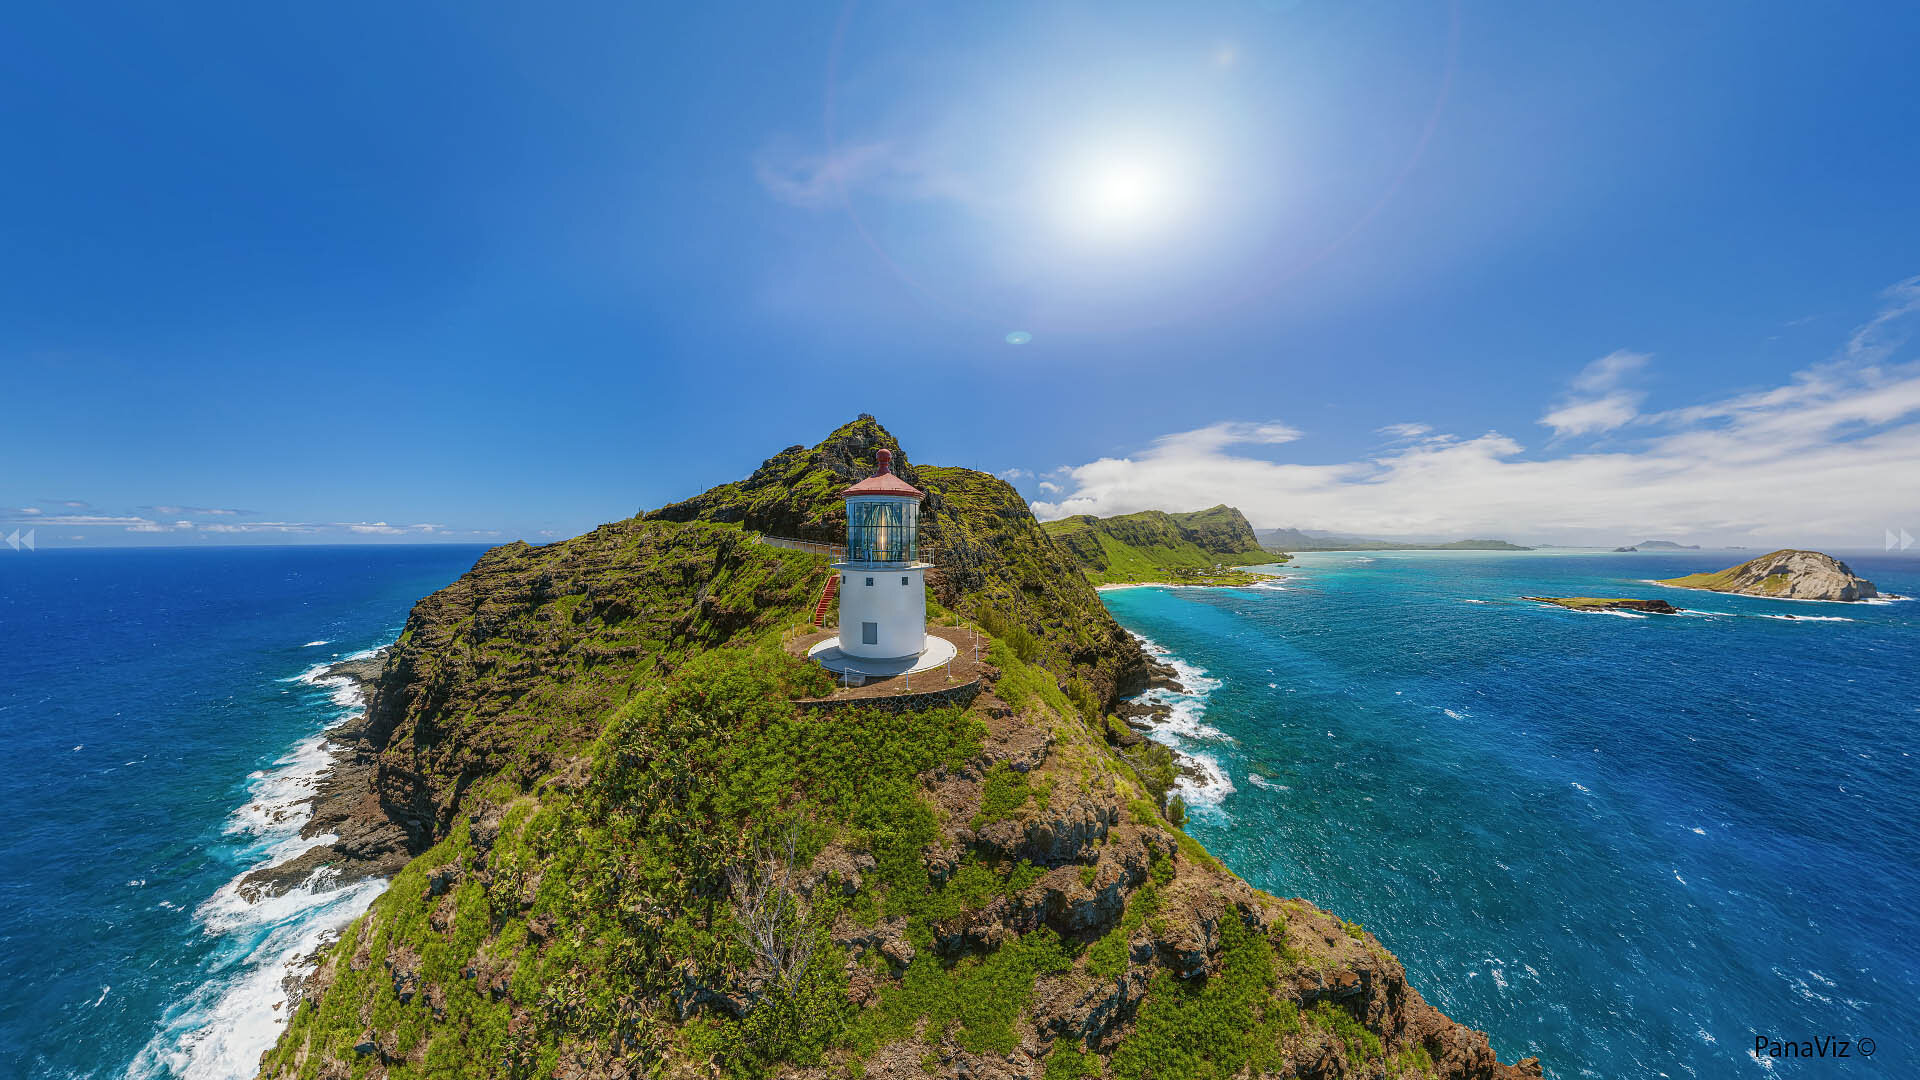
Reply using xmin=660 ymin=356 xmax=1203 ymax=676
xmin=793 ymin=678 xmax=983 ymax=713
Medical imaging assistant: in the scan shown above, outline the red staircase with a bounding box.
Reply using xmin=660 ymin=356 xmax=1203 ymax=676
xmin=810 ymin=572 xmax=839 ymax=627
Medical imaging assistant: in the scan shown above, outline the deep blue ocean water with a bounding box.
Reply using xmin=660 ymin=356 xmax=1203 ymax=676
xmin=4 ymin=544 xmax=1913 ymax=1079
xmin=0 ymin=545 xmax=486 ymax=1080
xmin=1102 ymin=550 xmax=1920 ymax=1080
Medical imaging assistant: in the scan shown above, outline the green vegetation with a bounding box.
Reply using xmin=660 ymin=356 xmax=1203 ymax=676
xmin=1657 ymin=558 xmax=1799 ymax=595
xmin=1527 ymin=596 xmax=1642 ymax=609
xmin=261 ymin=417 xmax=1526 ymax=1080
xmin=1307 ymin=1000 xmax=1385 ymax=1066
xmin=356 ymin=518 xmax=829 ymax=841
xmin=1107 ymin=919 xmax=1300 ymax=1080
xmin=1655 ymin=566 xmax=1767 ymax=592
xmin=845 ymin=930 xmax=1075 ymax=1057
xmin=1521 ymin=596 xmax=1678 ymax=614
xmin=1043 ymin=505 xmax=1283 ymax=586
xmin=973 ymin=762 xmax=1046 ymax=827
xmin=651 ymin=417 xmax=1151 ymax=706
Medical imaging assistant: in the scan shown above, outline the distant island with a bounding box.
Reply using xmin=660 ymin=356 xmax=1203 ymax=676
xmin=1654 ymin=549 xmax=1880 ymax=601
xmin=1613 ymin=540 xmax=1701 ymax=552
xmin=1256 ymin=527 xmax=1531 ymax=552
xmin=1523 ymin=596 xmax=1679 ymax=614
xmin=1043 ymin=504 xmax=1281 ymax=585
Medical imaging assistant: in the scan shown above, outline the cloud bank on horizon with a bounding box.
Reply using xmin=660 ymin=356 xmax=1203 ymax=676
xmin=1030 ymin=277 xmax=1920 ymax=548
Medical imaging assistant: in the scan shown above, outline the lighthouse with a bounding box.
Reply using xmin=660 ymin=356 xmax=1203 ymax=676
xmin=808 ymin=448 xmax=957 ymax=678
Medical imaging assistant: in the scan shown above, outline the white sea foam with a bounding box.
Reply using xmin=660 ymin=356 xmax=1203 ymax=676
xmin=301 ymin=640 xmax=330 ymax=647
xmin=124 ymin=876 xmax=386 ymax=1080
xmin=1171 ymin=750 xmax=1237 ymax=807
xmin=1756 ymin=614 xmax=1852 ymax=623
xmin=126 ymin=648 xmax=391 ymax=1080
xmin=1123 ymin=633 xmax=1236 ymax=810
xmin=1246 ymin=774 xmax=1289 ymax=791
xmin=1647 ymin=579 xmax=1897 ymax=607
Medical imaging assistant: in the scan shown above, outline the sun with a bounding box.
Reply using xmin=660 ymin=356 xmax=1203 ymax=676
xmin=1052 ymin=144 xmax=1193 ymax=243
xmin=1085 ymin=160 xmax=1167 ymax=223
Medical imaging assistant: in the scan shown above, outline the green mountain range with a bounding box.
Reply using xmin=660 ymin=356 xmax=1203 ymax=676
xmin=1042 ymin=505 xmax=1281 ymax=585
xmin=1255 ymin=528 xmax=1531 ymax=553
xmin=259 ymin=418 xmax=1538 ymax=1080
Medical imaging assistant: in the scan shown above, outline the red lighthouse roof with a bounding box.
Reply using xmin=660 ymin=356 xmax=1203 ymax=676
xmin=839 ymin=448 xmax=925 ymax=499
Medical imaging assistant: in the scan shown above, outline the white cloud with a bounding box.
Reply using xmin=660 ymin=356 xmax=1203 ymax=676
xmin=1538 ymin=349 xmax=1649 ymax=438
xmin=200 ymin=521 xmax=319 ymax=534
xmin=1152 ymin=420 xmax=1302 ymax=455
xmin=1847 ymin=275 xmax=1920 ymax=363
xmin=17 ymin=514 xmax=158 ymax=527
xmin=1376 ymin=422 xmax=1432 ymax=439
xmin=143 ymin=505 xmax=248 ymax=516
xmin=1538 ymin=393 xmax=1642 ymax=438
xmin=336 ymin=522 xmax=444 ymax=535
xmin=1032 ymin=281 xmax=1920 ymax=546
xmin=997 ymin=467 xmax=1033 ymax=481
xmin=754 ymin=139 xmax=979 ymax=212
xmin=1571 ymin=349 xmax=1649 ymax=393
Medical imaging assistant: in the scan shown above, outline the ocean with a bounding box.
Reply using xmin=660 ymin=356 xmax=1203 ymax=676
xmin=1102 ymin=549 xmax=1920 ymax=1079
xmin=3 ymin=544 xmax=1914 ymax=1079
xmin=0 ymin=545 xmax=486 ymax=1080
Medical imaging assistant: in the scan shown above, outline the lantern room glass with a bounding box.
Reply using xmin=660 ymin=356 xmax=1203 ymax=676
xmin=846 ymin=498 xmax=917 ymax=563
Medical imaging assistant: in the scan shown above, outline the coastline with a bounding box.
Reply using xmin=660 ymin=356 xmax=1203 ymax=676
xmin=234 ymin=649 xmax=412 ymax=903
xmin=124 ymin=644 xmax=410 ymax=1080
xmin=1113 ymin=632 xmax=1237 ymax=809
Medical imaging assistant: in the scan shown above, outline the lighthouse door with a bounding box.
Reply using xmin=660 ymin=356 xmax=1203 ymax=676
xmin=861 ymin=622 xmax=879 ymax=646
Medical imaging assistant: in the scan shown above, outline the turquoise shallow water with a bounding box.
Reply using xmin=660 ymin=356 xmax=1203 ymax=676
xmin=1101 ymin=550 xmax=1919 ymax=1080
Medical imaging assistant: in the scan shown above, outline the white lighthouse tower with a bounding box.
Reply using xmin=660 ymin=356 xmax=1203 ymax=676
xmin=808 ymin=448 xmax=957 ymax=679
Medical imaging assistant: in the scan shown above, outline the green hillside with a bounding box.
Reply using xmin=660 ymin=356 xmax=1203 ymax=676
xmin=1042 ymin=505 xmax=1283 ymax=585
xmin=1255 ymin=528 xmax=1531 ymax=552
xmin=258 ymin=419 xmax=1538 ymax=1080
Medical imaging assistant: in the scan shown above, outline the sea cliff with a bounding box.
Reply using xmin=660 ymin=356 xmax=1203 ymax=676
xmin=1043 ymin=505 xmax=1281 ymax=586
xmin=257 ymin=418 xmax=1539 ymax=1079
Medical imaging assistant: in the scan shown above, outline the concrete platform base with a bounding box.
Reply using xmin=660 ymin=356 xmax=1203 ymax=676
xmin=807 ymin=633 xmax=958 ymax=680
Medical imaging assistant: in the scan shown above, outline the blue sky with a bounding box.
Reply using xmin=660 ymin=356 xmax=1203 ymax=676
xmin=4 ymin=2 xmax=1917 ymax=547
